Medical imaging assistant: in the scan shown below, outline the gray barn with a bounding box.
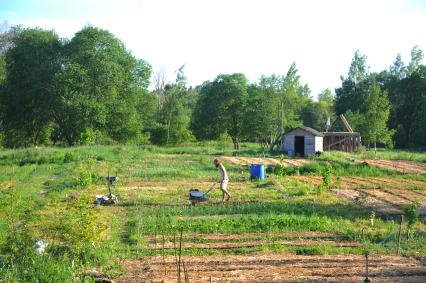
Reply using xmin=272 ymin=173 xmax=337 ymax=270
xmin=280 ymin=127 xmax=324 ymax=157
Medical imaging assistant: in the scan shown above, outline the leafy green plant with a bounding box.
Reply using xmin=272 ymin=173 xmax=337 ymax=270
xmin=318 ymin=162 xmax=333 ymax=194
xmin=369 ymin=211 xmax=375 ymax=227
xmin=404 ymin=201 xmax=420 ymax=239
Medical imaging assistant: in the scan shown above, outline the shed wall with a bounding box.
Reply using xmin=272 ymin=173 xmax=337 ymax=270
xmin=280 ymin=128 xmax=322 ymax=157
xmin=315 ymin=136 xmax=323 ymax=152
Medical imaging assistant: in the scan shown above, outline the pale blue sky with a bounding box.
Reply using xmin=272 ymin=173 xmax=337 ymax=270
xmin=1 ymin=0 xmax=426 ymax=98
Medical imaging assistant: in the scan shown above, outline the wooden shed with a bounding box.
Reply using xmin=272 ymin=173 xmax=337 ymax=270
xmin=280 ymin=127 xmax=324 ymax=157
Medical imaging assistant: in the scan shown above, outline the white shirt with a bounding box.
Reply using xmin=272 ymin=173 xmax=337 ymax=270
xmin=218 ymin=163 xmax=229 ymax=182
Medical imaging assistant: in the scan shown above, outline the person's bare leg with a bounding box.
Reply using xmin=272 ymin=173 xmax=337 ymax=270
xmin=225 ymin=191 xmax=231 ymax=201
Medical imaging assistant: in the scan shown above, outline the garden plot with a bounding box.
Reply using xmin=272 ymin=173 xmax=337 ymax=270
xmin=117 ymin=254 xmax=426 ymax=282
xmin=290 ymin=176 xmax=426 ymax=190
xmin=291 ymin=176 xmax=426 ymax=216
xmin=146 ymin=231 xmax=359 ymax=250
xmin=360 ymin=159 xmax=426 ymax=174
xmin=219 ymin=156 xmax=309 ymax=167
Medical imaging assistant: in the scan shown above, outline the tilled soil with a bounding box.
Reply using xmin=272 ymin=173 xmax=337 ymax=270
xmin=219 ymin=156 xmax=309 ymax=167
xmin=117 ymin=254 xmax=426 ymax=282
xmin=290 ymin=176 xmax=426 ymax=190
xmin=360 ymin=159 xmax=426 ymax=175
xmin=146 ymin=232 xmax=343 ymax=242
xmin=146 ymin=239 xmax=360 ymax=250
xmin=292 ymin=176 xmax=426 ymax=216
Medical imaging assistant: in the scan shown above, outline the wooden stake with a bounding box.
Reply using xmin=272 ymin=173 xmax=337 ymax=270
xmin=396 ymin=214 xmax=403 ymax=256
xmin=178 ymin=227 xmax=183 ymax=283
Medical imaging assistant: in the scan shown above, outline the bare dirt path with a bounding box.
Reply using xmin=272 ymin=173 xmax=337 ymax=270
xmin=117 ymin=254 xmax=426 ymax=282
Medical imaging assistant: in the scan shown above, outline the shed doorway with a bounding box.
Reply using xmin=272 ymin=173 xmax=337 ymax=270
xmin=295 ymin=136 xmax=305 ymax=157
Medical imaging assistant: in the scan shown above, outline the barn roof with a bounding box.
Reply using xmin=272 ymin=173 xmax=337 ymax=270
xmin=284 ymin=126 xmax=324 ymax=137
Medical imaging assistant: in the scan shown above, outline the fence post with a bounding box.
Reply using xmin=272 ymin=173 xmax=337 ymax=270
xmin=396 ymin=214 xmax=403 ymax=256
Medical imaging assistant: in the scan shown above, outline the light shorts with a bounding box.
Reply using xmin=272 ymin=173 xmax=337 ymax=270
xmin=220 ymin=179 xmax=229 ymax=192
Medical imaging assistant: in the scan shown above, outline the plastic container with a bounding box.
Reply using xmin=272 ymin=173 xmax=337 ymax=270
xmin=250 ymin=164 xmax=265 ymax=180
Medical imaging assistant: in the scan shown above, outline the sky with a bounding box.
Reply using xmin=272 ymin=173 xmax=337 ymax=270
xmin=1 ymin=0 xmax=426 ymax=98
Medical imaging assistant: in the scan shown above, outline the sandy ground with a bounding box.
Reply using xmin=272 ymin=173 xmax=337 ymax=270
xmin=219 ymin=156 xmax=309 ymax=167
xmin=360 ymin=159 xmax=426 ymax=175
xmin=117 ymin=254 xmax=426 ymax=282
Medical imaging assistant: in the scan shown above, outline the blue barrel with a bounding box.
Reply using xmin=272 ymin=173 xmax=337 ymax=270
xmin=250 ymin=164 xmax=265 ymax=180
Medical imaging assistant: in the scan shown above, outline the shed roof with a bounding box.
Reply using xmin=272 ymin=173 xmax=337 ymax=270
xmin=284 ymin=126 xmax=324 ymax=137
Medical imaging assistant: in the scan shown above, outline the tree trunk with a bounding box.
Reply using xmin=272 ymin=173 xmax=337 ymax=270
xmin=166 ymin=120 xmax=170 ymax=144
xmin=374 ymin=141 xmax=377 ymax=158
xmin=232 ymin=137 xmax=240 ymax=150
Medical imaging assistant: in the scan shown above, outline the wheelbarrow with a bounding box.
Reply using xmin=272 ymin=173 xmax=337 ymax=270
xmin=189 ymin=183 xmax=216 ymax=206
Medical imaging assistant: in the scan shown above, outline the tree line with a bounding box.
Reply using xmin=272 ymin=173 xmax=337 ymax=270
xmin=0 ymin=25 xmax=424 ymax=149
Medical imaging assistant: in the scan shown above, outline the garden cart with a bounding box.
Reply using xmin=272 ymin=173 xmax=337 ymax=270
xmin=189 ymin=183 xmax=216 ymax=206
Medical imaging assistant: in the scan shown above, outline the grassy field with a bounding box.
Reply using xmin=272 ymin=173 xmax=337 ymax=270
xmin=0 ymin=143 xmax=425 ymax=282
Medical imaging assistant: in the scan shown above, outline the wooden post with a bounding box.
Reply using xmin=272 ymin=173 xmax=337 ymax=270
xmin=396 ymin=214 xmax=403 ymax=256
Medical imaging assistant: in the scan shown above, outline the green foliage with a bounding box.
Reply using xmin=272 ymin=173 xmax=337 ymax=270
xmin=404 ymin=201 xmax=420 ymax=228
xmin=363 ymin=81 xmax=394 ymax=149
xmin=320 ymin=162 xmax=333 ymax=192
xmin=336 ymin=47 xmax=426 ymax=148
xmin=348 ymin=50 xmax=369 ymax=84
xmin=0 ymin=27 xmax=62 ymax=147
xmin=155 ymin=67 xmax=195 ymax=145
xmin=244 ymin=82 xmax=279 ymax=145
xmin=0 ymin=26 xmax=152 ymax=147
xmin=192 ymin=73 xmax=248 ymax=149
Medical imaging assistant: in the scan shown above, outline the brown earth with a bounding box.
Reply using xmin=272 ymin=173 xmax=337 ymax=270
xmin=146 ymin=239 xmax=360 ymax=250
xmin=117 ymin=254 xmax=426 ymax=282
xmin=291 ymin=176 xmax=426 ymax=216
xmin=219 ymin=156 xmax=309 ymax=167
xmin=360 ymin=159 xmax=426 ymax=175
xmin=146 ymin=232 xmax=343 ymax=242
xmin=290 ymin=176 xmax=426 ymax=190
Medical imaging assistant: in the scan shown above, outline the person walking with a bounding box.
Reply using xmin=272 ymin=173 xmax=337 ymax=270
xmin=214 ymin=158 xmax=231 ymax=202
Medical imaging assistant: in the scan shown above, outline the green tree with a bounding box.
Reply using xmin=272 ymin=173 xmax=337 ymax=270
xmin=388 ymin=65 xmax=426 ymax=147
xmin=299 ymin=100 xmax=330 ymax=131
xmin=348 ymin=50 xmax=369 ymax=84
xmin=0 ymin=28 xmax=62 ymax=147
xmin=153 ymin=65 xmax=194 ymax=144
xmin=407 ymin=46 xmax=424 ymax=75
xmin=318 ymin=88 xmax=334 ymax=104
xmin=411 ymin=95 xmax=426 ymax=145
xmin=281 ymin=63 xmax=304 ymax=131
xmin=335 ymin=51 xmax=370 ymax=115
xmin=52 ymin=26 xmax=151 ymax=145
xmin=389 ymin=53 xmax=406 ymax=79
xmin=244 ymin=83 xmax=279 ymax=148
xmin=363 ymin=81 xmax=394 ymax=153
xmin=193 ymin=73 xmax=247 ymax=149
